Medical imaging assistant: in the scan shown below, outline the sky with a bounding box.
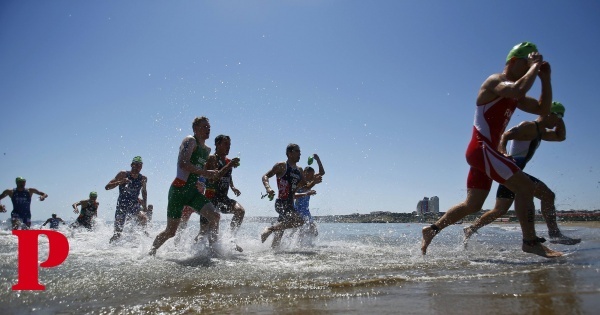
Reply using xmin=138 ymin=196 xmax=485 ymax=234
xmin=1 ymin=1 xmax=599 ymax=222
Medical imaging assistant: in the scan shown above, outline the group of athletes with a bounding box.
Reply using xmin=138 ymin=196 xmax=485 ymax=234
xmin=1 ymin=41 xmax=581 ymax=258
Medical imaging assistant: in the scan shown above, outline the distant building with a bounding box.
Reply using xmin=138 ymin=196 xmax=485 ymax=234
xmin=416 ymin=196 xmax=439 ymax=216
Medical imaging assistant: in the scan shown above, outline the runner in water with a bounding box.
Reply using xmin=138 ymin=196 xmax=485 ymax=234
xmin=105 ymin=156 xmax=148 ymax=243
xmin=261 ymin=144 xmax=322 ymax=248
xmin=293 ymin=153 xmax=325 ymax=244
xmin=0 ymin=177 xmax=48 ymax=230
xmin=463 ymin=101 xmax=580 ymax=245
xmin=43 ymin=213 xmax=65 ymax=230
xmin=149 ymin=116 xmax=234 ymax=256
xmin=71 ymin=191 xmax=100 ymax=230
xmin=421 ymin=42 xmax=562 ymax=258
xmin=195 ymin=134 xmax=243 ymax=251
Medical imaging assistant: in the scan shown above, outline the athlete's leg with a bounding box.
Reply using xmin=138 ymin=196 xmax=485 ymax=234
xmin=422 ymin=188 xmax=488 ymax=255
xmin=149 ymin=217 xmax=181 ymax=255
xmin=465 ymin=198 xmax=513 ymax=240
xmin=533 ymin=181 xmax=560 ymax=236
xmin=110 ymin=208 xmax=127 ymax=243
xmin=230 ymin=201 xmax=245 ymax=234
xmin=198 ymin=203 xmax=220 ymax=247
xmin=503 ymin=172 xmax=562 ymax=258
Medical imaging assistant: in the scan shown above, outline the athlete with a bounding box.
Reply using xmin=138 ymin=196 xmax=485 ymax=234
xmin=464 ymin=102 xmax=580 ymax=245
xmin=0 ymin=177 xmax=48 ymax=230
xmin=195 ymin=134 xmax=243 ymax=251
xmin=43 ymin=214 xmax=65 ymax=230
xmin=293 ymin=153 xmax=326 ymax=243
xmin=71 ymin=191 xmax=100 ymax=230
xmin=105 ymin=156 xmax=148 ymax=243
xmin=261 ymin=144 xmax=322 ymax=248
xmin=421 ymin=42 xmax=562 ymax=258
xmin=149 ymin=116 xmax=235 ymax=255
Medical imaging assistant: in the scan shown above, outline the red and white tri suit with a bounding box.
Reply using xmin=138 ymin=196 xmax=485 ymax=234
xmin=465 ymin=97 xmax=522 ymax=190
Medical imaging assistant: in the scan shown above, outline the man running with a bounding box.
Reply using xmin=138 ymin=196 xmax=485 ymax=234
xmin=149 ymin=116 xmax=234 ymax=255
xmin=196 ymin=134 xmax=243 ymax=251
xmin=71 ymin=191 xmax=100 ymax=230
xmin=43 ymin=213 xmax=65 ymax=230
xmin=463 ymin=101 xmax=580 ymax=245
xmin=105 ymin=156 xmax=148 ymax=243
xmin=293 ymin=153 xmax=326 ymax=243
xmin=0 ymin=177 xmax=48 ymax=230
xmin=421 ymin=42 xmax=562 ymax=258
xmin=261 ymin=144 xmax=321 ymax=248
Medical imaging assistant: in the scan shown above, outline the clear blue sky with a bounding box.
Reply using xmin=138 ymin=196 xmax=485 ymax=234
xmin=1 ymin=1 xmax=599 ymax=222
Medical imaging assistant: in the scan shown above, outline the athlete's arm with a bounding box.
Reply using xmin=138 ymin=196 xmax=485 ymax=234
xmin=230 ymin=177 xmax=241 ymax=197
xmin=263 ymin=162 xmax=285 ymax=197
xmin=517 ymin=62 xmax=552 ymax=115
xmin=313 ymin=154 xmax=325 ymax=176
xmin=42 ymin=219 xmax=50 ymax=226
xmin=178 ymin=137 xmax=217 ymax=179
xmin=542 ymin=118 xmax=566 ymax=142
xmin=72 ymin=201 xmax=82 ymax=213
xmin=105 ymin=171 xmax=128 ymax=190
xmin=477 ymin=55 xmax=543 ymax=104
xmin=29 ymin=188 xmax=48 ymax=201
xmin=0 ymin=189 xmax=12 ymax=201
xmin=294 ymin=190 xmax=316 ymax=199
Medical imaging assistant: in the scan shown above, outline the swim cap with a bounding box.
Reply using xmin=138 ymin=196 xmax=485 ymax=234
xmin=15 ymin=177 xmax=26 ymax=183
xmin=132 ymin=156 xmax=143 ymax=163
xmin=52 ymin=213 xmax=57 ymax=217
xmin=506 ymin=42 xmax=538 ymax=63
xmin=90 ymin=191 xmax=98 ymax=198
xmin=551 ymin=101 xmax=565 ymax=117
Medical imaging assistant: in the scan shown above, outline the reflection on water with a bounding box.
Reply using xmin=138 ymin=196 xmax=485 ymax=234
xmin=0 ymin=221 xmax=599 ymax=314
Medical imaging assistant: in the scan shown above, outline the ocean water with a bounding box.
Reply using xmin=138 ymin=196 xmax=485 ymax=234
xmin=1 ymin=219 xmax=599 ymax=314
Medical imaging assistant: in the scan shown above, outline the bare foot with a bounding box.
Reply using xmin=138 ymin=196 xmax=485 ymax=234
xmin=522 ymin=242 xmax=563 ymax=258
xmin=463 ymin=226 xmax=476 ymax=245
xmin=421 ymin=226 xmax=438 ymax=255
xmin=261 ymin=227 xmax=273 ymax=243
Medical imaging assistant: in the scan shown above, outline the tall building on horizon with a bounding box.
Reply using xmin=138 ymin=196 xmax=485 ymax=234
xmin=416 ymin=196 xmax=439 ymax=216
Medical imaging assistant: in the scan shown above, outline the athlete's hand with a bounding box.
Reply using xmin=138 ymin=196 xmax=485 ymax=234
xmin=232 ymin=187 xmax=241 ymax=197
xmin=39 ymin=195 xmax=47 ymax=201
xmin=267 ymin=188 xmax=275 ymax=200
xmin=230 ymin=157 xmax=240 ymax=168
xmin=527 ymin=52 xmax=543 ymax=67
xmin=0 ymin=204 xmax=5 ymax=213
xmin=538 ymin=61 xmax=551 ymax=80
xmin=312 ymin=174 xmax=323 ymax=185
xmin=73 ymin=208 xmax=80 ymax=214
xmin=307 ymin=190 xmax=317 ymax=196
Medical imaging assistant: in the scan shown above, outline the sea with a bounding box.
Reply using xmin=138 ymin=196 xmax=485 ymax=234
xmin=1 ymin=218 xmax=599 ymax=315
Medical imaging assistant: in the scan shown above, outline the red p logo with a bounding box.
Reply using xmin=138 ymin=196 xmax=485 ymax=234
xmin=12 ymin=230 xmax=69 ymax=291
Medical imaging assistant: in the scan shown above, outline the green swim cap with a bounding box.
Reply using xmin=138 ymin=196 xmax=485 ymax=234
xmin=132 ymin=156 xmax=143 ymax=163
xmin=506 ymin=42 xmax=538 ymax=63
xmin=15 ymin=177 xmax=26 ymax=183
xmin=551 ymin=101 xmax=565 ymax=117
xmin=90 ymin=191 xmax=98 ymax=198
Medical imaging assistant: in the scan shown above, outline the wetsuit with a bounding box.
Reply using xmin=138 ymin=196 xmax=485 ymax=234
xmin=466 ymin=97 xmax=521 ymax=190
xmin=10 ymin=188 xmax=32 ymax=227
xmin=114 ymin=172 xmax=144 ymax=229
xmin=496 ymin=121 xmax=544 ymax=199
xmin=76 ymin=200 xmax=98 ymax=229
xmin=167 ymin=136 xmax=212 ymax=219
xmin=275 ymin=163 xmax=303 ymax=223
